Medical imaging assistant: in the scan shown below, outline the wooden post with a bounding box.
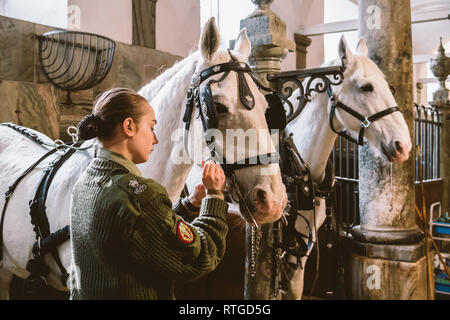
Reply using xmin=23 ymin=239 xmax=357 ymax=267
xmin=294 ymin=33 xmax=311 ymax=70
xmin=132 ymin=0 xmax=157 ymax=48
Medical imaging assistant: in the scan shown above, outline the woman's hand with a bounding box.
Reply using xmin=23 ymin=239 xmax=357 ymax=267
xmin=202 ymin=161 xmax=226 ymax=192
xmin=188 ymin=183 xmax=206 ymax=208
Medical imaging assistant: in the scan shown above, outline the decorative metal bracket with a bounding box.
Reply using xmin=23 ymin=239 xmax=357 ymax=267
xmin=267 ymin=64 xmax=346 ymax=124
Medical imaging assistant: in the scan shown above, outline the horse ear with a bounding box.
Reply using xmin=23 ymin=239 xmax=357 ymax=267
xmin=200 ymin=17 xmax=221 ymax=62
xmin=356 ymin=38 xmax=369 ymax=57
xmin=338 ymin=35 xmax=354 ymax=67
xmin=234 ymin=28 xmax=251 ymax=58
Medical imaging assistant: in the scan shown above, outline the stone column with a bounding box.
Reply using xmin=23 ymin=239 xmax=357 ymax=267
xmin=430 ymin=38 xmax=450 ymax=217
xmin=349 ymin=0 xmax=432 ymax=299
xmin=294 ymin=33 xmax=311 ymax=69
xmin=240 ymin=0 xmax=294 ymax=300
xmin=132 ymin=0 xmax=157 ymax=48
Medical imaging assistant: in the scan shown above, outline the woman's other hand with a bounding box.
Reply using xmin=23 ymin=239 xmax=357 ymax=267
xmin=188 ymin=183 xmax=206 ymax=208
xmin=202 ymin=161 xmax=226 ymax=192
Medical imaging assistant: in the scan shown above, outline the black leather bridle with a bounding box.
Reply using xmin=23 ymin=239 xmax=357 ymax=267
xmin=183 ymin=51 xmax=284 ymax=227
xmin=183 ymin=51 xmax=281 ymax=177
xmin=326 ymin=87 xmax=400 ymax=146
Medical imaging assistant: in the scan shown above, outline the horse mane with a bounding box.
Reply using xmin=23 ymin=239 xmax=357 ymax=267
xmin=138 ymin=47 xmax=243 ymax=121
xmin=138 ymin=51 xmax=199 ymax=103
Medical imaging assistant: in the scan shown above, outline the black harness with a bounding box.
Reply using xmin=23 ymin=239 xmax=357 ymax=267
xmin=183 ymin=51 xmax=286 ymax=227
xmin=0 ymin=123 xmax=84 ymax=293
xmin=327 ymin=88 xmax=400 ymax=146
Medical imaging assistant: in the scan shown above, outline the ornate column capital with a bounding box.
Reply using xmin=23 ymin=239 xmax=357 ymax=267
xmin=430 ymin=37 xmax=450 ymax=107
xmin=240 ymin=0 xmax=294 ymax=86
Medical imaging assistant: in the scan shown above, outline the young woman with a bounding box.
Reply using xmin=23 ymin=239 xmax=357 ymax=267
xmin=70 ymin=88 xmax=228 ymax=299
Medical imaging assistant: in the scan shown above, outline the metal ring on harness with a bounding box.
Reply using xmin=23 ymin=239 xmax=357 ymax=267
xmin=67 ymin=126 xmax=79 ymax=144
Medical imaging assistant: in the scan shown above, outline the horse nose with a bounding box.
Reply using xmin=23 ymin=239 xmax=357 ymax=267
xmin=389 ymin=139 xmax=410 ymax=162
xmin=394 ymin=141 xmax=404 ymax=154
xmin=253 ymin=187 xmax=269 ymax=209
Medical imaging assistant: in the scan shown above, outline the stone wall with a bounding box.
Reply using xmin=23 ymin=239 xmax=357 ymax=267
xmin=0 ymin=15 xmax=181 ymax=141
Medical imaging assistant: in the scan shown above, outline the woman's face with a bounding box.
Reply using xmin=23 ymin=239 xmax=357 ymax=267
xmin=128 ymin=104 xmax=158 ymax=164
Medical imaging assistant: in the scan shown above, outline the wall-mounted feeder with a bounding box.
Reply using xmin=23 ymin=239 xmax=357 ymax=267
xmin=37 ymin=30 xmax=116 ymax=103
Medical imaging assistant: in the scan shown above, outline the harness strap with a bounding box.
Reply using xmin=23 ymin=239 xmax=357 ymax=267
xmin=0 ymin=148 xmax=58 ymax=262
xmin=29 ymin=142 xmax=81 ymax=286
xmin=31 ymin=226 xmax=70 ymax=257
xmin=314 ymin=159 xmax=336 ymax=199
xmin=0 ymin=123 xmax=55 ymax=149
xmin=219 ymin=153 xmax=279 ymax=177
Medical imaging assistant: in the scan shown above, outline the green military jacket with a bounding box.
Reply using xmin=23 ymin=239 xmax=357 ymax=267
xmin=69 ymin=147 xmax=228 ymax=299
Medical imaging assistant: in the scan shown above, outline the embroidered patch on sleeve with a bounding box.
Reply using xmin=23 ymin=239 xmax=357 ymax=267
xmin=177 ymin=220 xmax=195 ymax=244
xmin=128 ymin=179 xmax=147 ymax=195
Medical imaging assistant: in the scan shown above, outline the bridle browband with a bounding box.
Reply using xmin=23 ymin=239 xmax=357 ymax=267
xmin=326 ymin=87 xmax=400 ymax=146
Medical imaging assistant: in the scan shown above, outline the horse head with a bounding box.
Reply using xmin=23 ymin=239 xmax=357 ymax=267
xmin=329 ymin=36 xmax=412 ymax=162
xmin=186 ymin=18 xmax=287 ymax=225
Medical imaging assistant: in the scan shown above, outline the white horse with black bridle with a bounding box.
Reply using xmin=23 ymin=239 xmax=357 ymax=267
xmin=185 ymin=36 xmax=412 ymax=299
xmin=0 ymin=18 xmax=287 ymax=299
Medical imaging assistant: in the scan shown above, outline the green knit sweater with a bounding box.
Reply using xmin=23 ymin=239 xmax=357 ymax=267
xmin=69 ymin=147 xmax=228 ymax=300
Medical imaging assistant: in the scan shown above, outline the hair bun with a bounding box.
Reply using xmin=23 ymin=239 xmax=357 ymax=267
xmin=77 ymin=114 xmax=102 ymax=140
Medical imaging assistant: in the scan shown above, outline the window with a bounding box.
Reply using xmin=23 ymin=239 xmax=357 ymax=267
xmin=200 ymin=0 xmax=255 ymax=48
xmin=324 ymin=0 xmax=358 ymax=24
xmin=0 ymin=0 xmax=67 ymax=28
xmin=323 ymin=0 xmax=359 ymax=64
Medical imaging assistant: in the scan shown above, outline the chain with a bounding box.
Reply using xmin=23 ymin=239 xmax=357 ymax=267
xmin=250 ymin=225 xmax=262 ymax=278
xmin=389 ymin=162 xmax=393 ymax=211
xmin=270 ymin=247 xmax=287 ymax=300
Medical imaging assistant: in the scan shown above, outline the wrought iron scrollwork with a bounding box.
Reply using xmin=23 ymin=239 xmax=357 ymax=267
xmin=267 ymin=65 xmax=345 ymax=124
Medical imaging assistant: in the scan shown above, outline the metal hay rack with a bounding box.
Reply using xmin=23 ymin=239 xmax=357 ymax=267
xmin=37 ymin=30 xmax=116 ymax=102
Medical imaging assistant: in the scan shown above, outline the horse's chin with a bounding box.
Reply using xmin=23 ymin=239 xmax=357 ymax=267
xmin=381 ymin=143 xmax=410 ymax=163
xmin=240 ymin=202 xmax=285 ymax=225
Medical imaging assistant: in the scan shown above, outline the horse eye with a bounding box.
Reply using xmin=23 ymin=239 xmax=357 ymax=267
xmin=216 ymin=102 xmax=228 ymax=114
xmin=359 ymin=83 xmax=374 ymax=92
xmin=389 ymin=85 xmax=396 ymax=95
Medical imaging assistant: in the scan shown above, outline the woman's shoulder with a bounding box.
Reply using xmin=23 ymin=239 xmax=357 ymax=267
xmin=110 ymin=168 xmax=169 ymax=206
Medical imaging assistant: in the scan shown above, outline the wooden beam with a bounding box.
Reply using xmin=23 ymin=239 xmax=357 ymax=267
xmin=298 ymin=5 xmax=450 ymax=36
xmin=132 ymin=0 xmax=157 ymax=48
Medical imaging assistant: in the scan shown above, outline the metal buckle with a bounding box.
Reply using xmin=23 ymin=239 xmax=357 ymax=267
xmin=5 ymin=186 xmax=13 ymax=199
xmin=361 ymin=118 xmax=371 ymax=128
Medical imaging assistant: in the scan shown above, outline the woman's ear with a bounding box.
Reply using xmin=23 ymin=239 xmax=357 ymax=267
xmin=122 ymin=117 xmax=136 ymax=137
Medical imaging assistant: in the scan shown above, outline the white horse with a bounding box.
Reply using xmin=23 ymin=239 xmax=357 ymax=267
xmin=185 ymin=36 xmax=412 ymax=299
xmin=0 ymin=17 xmax=286 ymax=299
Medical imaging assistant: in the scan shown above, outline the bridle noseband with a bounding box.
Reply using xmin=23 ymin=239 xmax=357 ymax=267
xmin=326 ymin=87 xmax=400 ymax=146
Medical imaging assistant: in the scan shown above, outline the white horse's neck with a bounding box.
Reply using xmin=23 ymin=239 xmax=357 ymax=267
xmin=288 ymin=92 xmax=337 ymax=183
xmin=138 ymin=52 xmax=200 ymax=200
